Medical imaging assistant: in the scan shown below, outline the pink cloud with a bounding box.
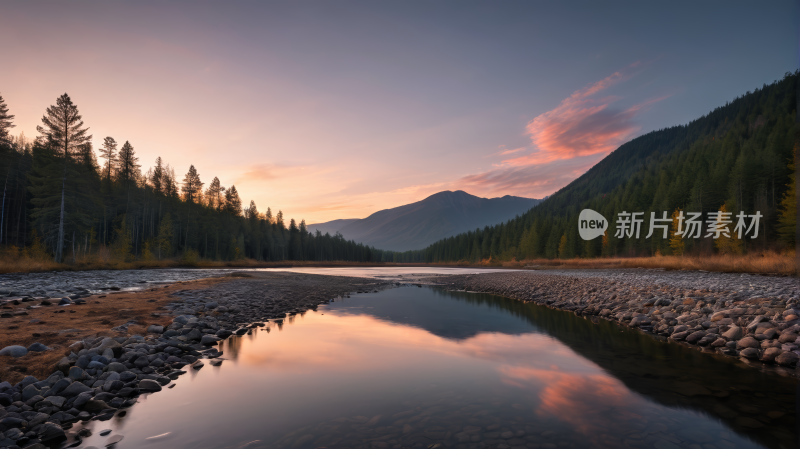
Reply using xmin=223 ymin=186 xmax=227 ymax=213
xmin=510 ymin=63 xmax=645 ymax=165
xmin=459 ymin=64 xmax=667 ymax=198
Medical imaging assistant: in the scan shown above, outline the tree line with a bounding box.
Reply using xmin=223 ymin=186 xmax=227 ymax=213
xmin=391 ymin=71 xmax=799 ymax=263
xmin=0 ymin=93 xmax=392 ymax=264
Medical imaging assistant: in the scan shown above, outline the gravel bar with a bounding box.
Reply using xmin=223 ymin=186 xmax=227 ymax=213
xmin=425 ymin=269 xmax=800 ymax=370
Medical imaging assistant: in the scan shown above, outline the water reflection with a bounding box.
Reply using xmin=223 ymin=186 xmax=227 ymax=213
xmin=67 ymin=286 xmax=793 ymax=449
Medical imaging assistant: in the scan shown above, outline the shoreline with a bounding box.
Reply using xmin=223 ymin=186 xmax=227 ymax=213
xmin=423 ymin=270 xmax=800 ymax=376
xmin=0 ymin=271 xmax=392 ymax=448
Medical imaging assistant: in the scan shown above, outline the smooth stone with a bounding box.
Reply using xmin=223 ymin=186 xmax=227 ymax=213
xmin=21 ymin=384 xmax=41 ymax=402
xmin=27 ymin=343 xmax=50 ymax=352
xmin=60 ymin=382 xmax=92 ymax=398
xmin=107 ymin=362 xmax=126 ymax=373
xmin=83 ymin=399 xmax=110 ymax=413
xmin=722 ymin=326 xmax=744 ymax=340
xmin=47 ymin=396 xmax=66 ymax=408
xmin=775 ymin=351 xmax=800 ymax=366
xmin=184 ymin=329 xmax=203 ymax=341
xmin=68 ymin=366 xmax=86 ymax=380
xmin=759 ymin=347 xmax=783 ymax=363
xmin=138 ymin=379 xmax=162 ymax=392
xmin=146 ymin=325 xmax=164 ymax=334
xmin=779 ymin=333 xmax=797 ymax=343
xmin=670 ymin=331 xmax=689 ymax=341
xmin=73 ymin=392 xmax=93 ymax=408
xmin=685 ymin=331 xmax=706 ymax=344
xmin=736 ymin=337 xmax=760 ymax=349
xmin=0 ymin=345 xmax=28 ymax=357
xmin=37 ymin=422 xmax=66 ymax=442
xmin=739 ymin=348 xmax=760 ymax=359
xmin=200 ymin=335 xmax=221 ymax=345
xmin=87 ymin=361 xmax=106 ymax=370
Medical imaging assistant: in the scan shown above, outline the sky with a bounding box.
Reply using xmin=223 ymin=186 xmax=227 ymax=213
xmin=1 ymin=1 xmax=797 ymax=224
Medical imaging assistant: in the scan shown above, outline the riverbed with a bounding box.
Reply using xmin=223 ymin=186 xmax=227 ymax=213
xmin=66 ymin=285 xmax=795 ymax=449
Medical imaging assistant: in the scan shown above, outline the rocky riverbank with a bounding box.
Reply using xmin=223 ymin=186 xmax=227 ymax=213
xmin=0 ymin=272 xmax=390 ymax=449
xmin=425 ymin=269 xmax=800 ymax=371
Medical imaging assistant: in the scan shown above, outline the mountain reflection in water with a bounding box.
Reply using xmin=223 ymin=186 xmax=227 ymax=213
xmin=71 ymin=286 xmax=794 ymax=449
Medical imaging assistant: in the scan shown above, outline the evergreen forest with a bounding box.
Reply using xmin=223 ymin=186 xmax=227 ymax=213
xmin=0 ymin=94 xmax=391 ymax=265
xmin=391 ymin=71 xmax=799 ymax=263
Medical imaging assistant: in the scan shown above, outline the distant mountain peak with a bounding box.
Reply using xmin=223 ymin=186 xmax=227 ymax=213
xmin=308 ymin=190 xmax=541 ymax=251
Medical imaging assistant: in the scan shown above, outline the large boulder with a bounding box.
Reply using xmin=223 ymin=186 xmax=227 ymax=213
xmin=0 ymin=345 xmax=27 ymax=357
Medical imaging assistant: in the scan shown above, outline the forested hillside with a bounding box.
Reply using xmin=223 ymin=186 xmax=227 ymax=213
xmin=0 ymin=94 xmax=390 ymax=264
xmin=392 ymin=71 xmax=798 ymax=263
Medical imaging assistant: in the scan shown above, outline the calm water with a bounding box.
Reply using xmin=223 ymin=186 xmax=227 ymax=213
xmin=69 ymin=286 xmax=796 ymax=449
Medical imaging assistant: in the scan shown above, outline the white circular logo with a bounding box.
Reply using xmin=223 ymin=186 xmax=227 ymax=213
xmin=578 ymin=209 xmax=608 ymax=240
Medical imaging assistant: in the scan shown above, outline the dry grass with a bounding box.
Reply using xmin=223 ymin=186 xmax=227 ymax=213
xmin=0 ymin=248 xmax=412 ymax=275
xmin=429 ymin=250 xmax=798 ymax=276
xmin=0 ymin=277 xmax=228 ymax=384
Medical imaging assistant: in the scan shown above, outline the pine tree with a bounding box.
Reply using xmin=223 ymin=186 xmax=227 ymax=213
xmin=116 ymin=141 xmax=140 ymax=184
xmin=557 ymin=234 xmax=568 ymax=259
xmin=156 ymin=213 xmax=173 ymax=259
xmin=777 ymin=147 xmax=796 ymax=247
xmin=99 ymin=137 xmax=117 ymax=180
xmin=205 ymin=177 xmax=223 ymax=210
xmin=669 ymin=209 xmax=685 ymax=256
xmin=151 ymin=157 xmax=164 ymax=194
xmin=111 ymin=215 xmax=132 ymax=261
xmin=181 ymin=165 xmax=203 ymax=203
xmin=35 ymin=93 xmax=92 ymax=262
xmin=714 ymin=205 xmax=743 ymax=255
xmin=224 ymin=185 xmax=242 ymax=215
xmin=0 ymin=94 xmax=15 ymax=145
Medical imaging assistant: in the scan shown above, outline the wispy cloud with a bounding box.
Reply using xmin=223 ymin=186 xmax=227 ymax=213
xmin=462 ymin=63 xmax=666 ymax=198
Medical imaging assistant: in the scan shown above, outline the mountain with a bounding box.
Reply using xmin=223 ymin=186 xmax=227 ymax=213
xmin=305 ymin=218 xmax=359 ymax=236
xmin=396 ymin=71 xmax=798 ymax=262
xmin=308 ymin=191 xmax=541 ymax=251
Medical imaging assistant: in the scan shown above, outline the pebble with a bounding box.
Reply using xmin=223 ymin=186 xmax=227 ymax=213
xmin=27 ymin=342 xmax=50 ymax=352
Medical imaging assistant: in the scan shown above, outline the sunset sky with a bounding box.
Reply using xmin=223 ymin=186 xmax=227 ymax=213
xmin=2 ymin=1 xmax=796 ymax=223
